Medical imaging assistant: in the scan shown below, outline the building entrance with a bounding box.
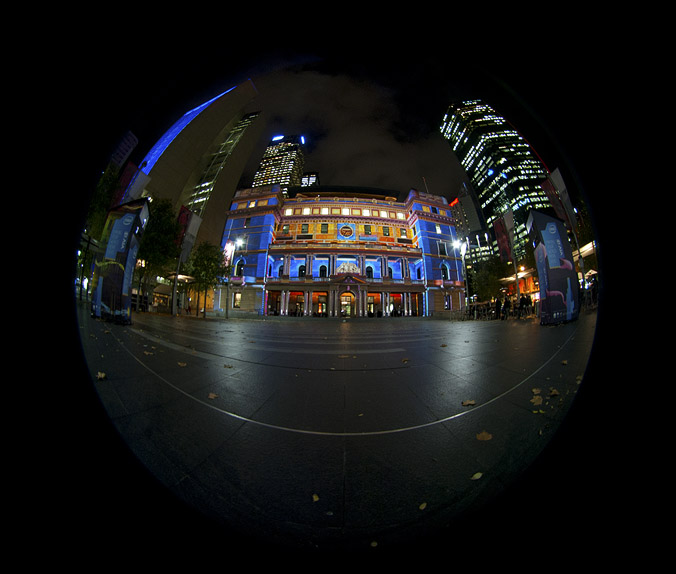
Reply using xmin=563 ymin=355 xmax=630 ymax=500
xmin=340 ymin=292 xmax=355 ymax=317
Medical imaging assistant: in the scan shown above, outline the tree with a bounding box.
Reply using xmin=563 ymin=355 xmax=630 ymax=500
xmin=473 ymin=256 xmax=510 ymax=302
xmin=134 ymin=198 xmax=182 ymax=308
xmin=85 ymin=164 xmax=121 ymax=240
xmin=188 ymin=241 xmax=229 ymax=318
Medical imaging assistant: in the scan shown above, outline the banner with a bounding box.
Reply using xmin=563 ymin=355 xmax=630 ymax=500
xmin=527 ymin=210 xmax=579 ymax=325
xmin=541 ymin=169 xmax=577 ymax=230
xmin=91 ymin=198 xmax=150 ymax=323
xmin=493 ymin=216 xmax=512 ymax=263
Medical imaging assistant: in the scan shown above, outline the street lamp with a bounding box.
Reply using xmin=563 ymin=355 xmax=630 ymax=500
xmin=452 ymin=239 xmax=468 ymax=316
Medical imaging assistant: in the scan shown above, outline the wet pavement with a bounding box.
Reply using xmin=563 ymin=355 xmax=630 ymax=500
xmin=73 ymin=304 xmax=599 ymax=557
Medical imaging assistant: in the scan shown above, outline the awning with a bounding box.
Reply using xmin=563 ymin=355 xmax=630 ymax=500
xmin=153 ymin=284 xmax=173 ymax=295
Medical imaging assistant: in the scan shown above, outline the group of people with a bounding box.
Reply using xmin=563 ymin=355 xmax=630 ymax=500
xmin=498 ymin=293 xmax=534 ymax=319
xmin=467 ymin=293 xmax=536 ymax=320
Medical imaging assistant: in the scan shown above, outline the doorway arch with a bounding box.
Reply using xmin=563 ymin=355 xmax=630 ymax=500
xmin=339 ymin=291 xmax=355 ymax=317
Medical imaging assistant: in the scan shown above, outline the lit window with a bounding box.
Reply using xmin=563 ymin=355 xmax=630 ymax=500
xmin=363 ymin=209 xmax=371 ymax=216
xmin=285 ymin=208 xmax=293 ymax=215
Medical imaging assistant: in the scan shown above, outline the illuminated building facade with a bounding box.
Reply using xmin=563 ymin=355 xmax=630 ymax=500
xmin=217 ymin=185 xmax=466 ymax=318
xmin=251 ymin=135 xmax=306 ymax=193
xmin=440 ymin=99 xmax=551 ymax=259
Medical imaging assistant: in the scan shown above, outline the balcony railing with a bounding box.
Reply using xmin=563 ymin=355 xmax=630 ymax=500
xmin=264 ymin=275 xmax=425 ymax=285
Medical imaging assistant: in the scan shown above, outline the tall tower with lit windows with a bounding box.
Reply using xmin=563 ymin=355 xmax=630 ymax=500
xmin=252 ymin=135 xmax=306 ymax=193
xmin=440 ymin=100 xmax=551 ymax=259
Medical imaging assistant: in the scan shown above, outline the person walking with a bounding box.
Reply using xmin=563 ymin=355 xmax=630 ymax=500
xmin=494 ymin=297 xmax=501 ymax=320
xmin=502 ymin=297 xmax=510 ymax=320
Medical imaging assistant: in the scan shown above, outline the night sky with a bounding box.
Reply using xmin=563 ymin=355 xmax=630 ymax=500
xmin=86 ymin=49 xmax=592 ymax=205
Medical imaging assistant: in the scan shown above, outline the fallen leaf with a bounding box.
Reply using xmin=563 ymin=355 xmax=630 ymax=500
xmin=312 ymin=494 xmax=319 ymax=502
xmin=561 ymin=359 xmax=568 ymax=365
xmin=476 ymin=430 xmax=493 ymax=441
xmin=143 ymin=351 xmax=153 ymax=356
xmin=419 ymin=502 xmax=427 ymax=510
xmin=549 ymin=388 xmax=560 ymax=396
xmin=440 ymin=344 xmax=447 ymax=347
xmin=462 ymin=400 xmax=476 ymax=406
xmin=178 ymin=362 xmax=187 ymax=367
xmin=96 ymin=372 xmax=106 ymax=380
xmin=401 ymin=358 xmax=409 ymax=363
xmin=208 ymin=393 xmax=218 ymax=399
xmin=470 ymin=472 xmax=483 ymax=481
xmin=530 ymin=395 xmax=543 ymax=405
xmin=532 ymin=388 xmax=541 ymax=395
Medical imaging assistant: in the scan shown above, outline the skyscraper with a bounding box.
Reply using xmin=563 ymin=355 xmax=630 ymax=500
xmin=252 ymin=135 xmax=306 ymax=193
xmin=301 ymin=171 xmax=320 ymax=187
xmin=123 ymin=80 xmax=265 ymax=250
xmin=183 ymin=112 xmax=262 ymax=219
xmin=440 ymin=99 xmax=551 ymax=259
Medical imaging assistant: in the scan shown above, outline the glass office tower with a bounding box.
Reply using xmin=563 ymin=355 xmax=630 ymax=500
xmin=184 ymin=111 xmax=262 ymax=218
xmin=440 ymin=100 xmax=551 ymax=259
xmin=252 ymin=135 xmax=306 ymax=193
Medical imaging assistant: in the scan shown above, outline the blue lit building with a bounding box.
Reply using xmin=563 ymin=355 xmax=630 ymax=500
xmin=215 ymin=185 xmax=466 ymax=318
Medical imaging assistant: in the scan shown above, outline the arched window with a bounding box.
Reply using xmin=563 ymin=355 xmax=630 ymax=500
xmin=366 ymin=266 xmax=373 ymax=279
xmin=235 ymin=260 xmax=244 ymax=277
xmin=319 ymin=265 xmax=328 ymax=278
xmin=298 ymin=264 xmax=306 ymax=277
xmin=441 ymin=264 xmax=449 ymax=280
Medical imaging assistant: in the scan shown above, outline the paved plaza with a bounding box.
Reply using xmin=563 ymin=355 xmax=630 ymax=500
xmin=74 ymin=304 xmax=598 ymax=556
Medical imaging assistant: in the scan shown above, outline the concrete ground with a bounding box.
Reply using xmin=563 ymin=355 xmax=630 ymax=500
xmin=71 ymin=304 xmax=600 ymax=559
